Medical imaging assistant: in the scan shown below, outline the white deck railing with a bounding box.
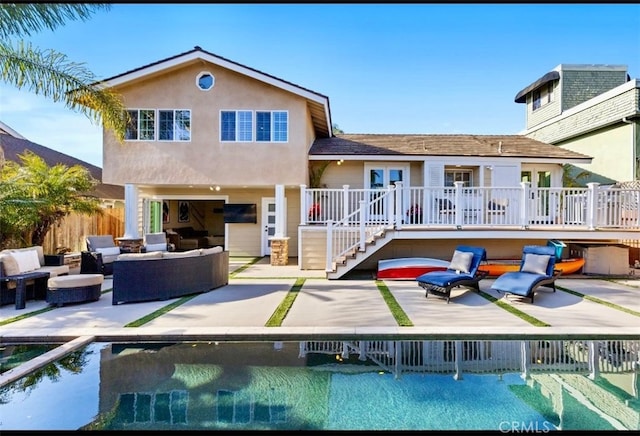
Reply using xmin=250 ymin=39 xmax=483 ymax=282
xmin=300 ymin=182 xmax=640 ymax=271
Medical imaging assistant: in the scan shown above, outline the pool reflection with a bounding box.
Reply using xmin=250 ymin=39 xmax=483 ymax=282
xmin=1 ymin=338 xmax=639 ymax=430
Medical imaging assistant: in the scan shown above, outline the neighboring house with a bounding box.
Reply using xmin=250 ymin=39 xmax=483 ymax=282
xmin=94 ymin=47 xmax=639 ymax=278
xmin=515 ymin=64 xmax=640 ymax=185
xmin=0 ymin=130 xmax=124 ymax=207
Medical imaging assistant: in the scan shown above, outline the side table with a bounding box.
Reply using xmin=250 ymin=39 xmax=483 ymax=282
xmin=0 ymin=271 xmax=50 ymax=310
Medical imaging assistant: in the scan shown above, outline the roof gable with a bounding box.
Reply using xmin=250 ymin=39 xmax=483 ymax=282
xmin=100 ymin=46 xmax=332 ymax=137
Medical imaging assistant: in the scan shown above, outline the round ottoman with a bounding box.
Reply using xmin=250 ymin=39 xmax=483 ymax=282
xmin=46 ymin=274 xmax=104 ymax=307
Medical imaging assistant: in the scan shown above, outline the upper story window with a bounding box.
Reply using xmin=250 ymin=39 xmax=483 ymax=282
xmin=125 ymin=109 xmax=155 ymax=140
xmin=445 ymin=170 xmax=472 ymax=187
xmin=159 ymin=110 xmax=191 ymax=141
xmin=257 ymin=111 xmax=288 ymax=142
xmin=221 ymin=110 xmax=252 ymax=141
xmin=125 ymin=109 xmax=190 ymax=141
xmin=196 ymin=72 xmax=215 ymax=91
xmin=532 ymin=82 xmax=554 ymax=111
xmin=221 ymin=110 xmax=288 ymax=142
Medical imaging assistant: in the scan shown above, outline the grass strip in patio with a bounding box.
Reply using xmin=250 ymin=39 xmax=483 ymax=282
xmin=0 ymin=288 xmax=113 ymax=326
xmin=557 ymin=285 xmax=640 ymax=317
xmin=124 ymin=294 xmax=200 ymax=327
xmin=229 ymin=257 xmax=263 ymax=279
xmin=0 ymin=306 xmax=56 ymax=326
xmin=265 ymin=278 xmax=305 ymax=327
xmin=477 ymin=290 xmax=551 ymax=327
xmin=375 ymin=280 xmax=413 ymax=326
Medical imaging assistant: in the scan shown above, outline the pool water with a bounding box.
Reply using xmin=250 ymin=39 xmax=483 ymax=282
xmin=0 ymin=339 xmax=638 ymax=430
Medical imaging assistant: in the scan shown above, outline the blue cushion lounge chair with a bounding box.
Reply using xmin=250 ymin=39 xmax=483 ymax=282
xmin=490 ymin=245 xmax=562 ymax=303
xmin=415 ymin=245 xmax=488 ymax=303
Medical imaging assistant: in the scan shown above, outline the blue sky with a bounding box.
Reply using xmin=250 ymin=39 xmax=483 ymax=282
xmin=1 ymin=3 xmax=639 ymax=167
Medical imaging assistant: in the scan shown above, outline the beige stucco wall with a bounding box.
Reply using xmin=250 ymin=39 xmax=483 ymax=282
xmin=103 ymin=61 xmax=313 ymax=187
xmin=557 ymin=123 xmax=635 ymax=183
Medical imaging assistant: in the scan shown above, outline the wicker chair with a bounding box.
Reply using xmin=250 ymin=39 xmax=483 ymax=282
xmin=143 ymin=232 xmax=174 ymax=252
xmin=81 ymin=235 xmax=122 ymax=275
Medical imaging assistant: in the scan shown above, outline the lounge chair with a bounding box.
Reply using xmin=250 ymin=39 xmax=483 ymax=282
xmin=490 ymin=245 xmax=562 ymax=303
xmin=142 ymin=232 xmax=174 ymax=252
xmin=81 ymin=235 xmax=122 ymax=276
xmin=415 ymin=245 xmax=488 ymax=303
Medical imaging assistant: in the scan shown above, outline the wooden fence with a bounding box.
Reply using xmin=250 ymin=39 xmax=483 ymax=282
xmin=43 ymin=208 xmax=125 ymax=254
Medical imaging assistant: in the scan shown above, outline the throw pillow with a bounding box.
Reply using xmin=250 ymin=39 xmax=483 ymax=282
xmin=144 ymin=243 xmax=167 ymax=252
xmin=96 ymin=247 xmax=121 ymax=257
xmin=521 ymin=253 xmax=550 ymax=275
xmin=0 ymin=253 xmax=21 ymax=276
xmin=449 ymin=250 xmax=473 ymax=274
xmin=10 ymin=250 xmax=37 ymax=273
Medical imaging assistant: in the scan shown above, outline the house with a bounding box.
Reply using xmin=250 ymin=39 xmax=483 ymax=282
xmin=515 ymin=64 xmax=640 ymax=185
xmin=94 ymin=47 xmax=639 ymax=278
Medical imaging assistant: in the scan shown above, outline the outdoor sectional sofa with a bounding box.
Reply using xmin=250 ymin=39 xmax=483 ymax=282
xmin=0 ymin=246 xmax=70 ymax=306
xmin=111 ymin=246 xmax=229 ymax=305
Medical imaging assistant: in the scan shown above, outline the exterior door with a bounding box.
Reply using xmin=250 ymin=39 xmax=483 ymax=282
xmin=365 ymin=164 xmax=407 ymax=221
xmin=523 ymin=170 xmax=552 ymax=223
xmin=261 ymin=197 xmax=276 ymax=256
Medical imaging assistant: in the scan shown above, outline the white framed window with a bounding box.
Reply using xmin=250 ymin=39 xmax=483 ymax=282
xmin=221 ymin=110 xmax=253 ymax=142
xmin=445 ymin=170 xmax=473 ymax=187
xmin=221 ymin=110 xmax=287 ymax=142
xmin=125 ymin=109 xmax=155 ymax=140
xmin=158 ymin=109 xmax=191 ymax=141
xmin=196 ymin=71 xmax=215 ymax=91
xmin=532 ymin=82 xmax=554 ymax=111
xmin=257 ymin=110 xmax=288 ymax=142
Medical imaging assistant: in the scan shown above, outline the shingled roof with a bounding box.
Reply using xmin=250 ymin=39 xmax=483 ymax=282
xmin=310 ymin=134 xmax=592 ymax=161
xmin=0 ymin=133 xmax=124 ymax=200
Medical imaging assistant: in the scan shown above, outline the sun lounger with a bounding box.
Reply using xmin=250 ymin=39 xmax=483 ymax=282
xmin=490 ymin=245 xmax=561 ymax=303
xmin=415 ymin=245 xmax=488 ymax=303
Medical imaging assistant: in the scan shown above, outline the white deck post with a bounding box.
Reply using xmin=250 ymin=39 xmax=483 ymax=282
xmin=520 ymin=181 xmax=530 ymax=228
xmin=454 ymin=182 xmax=464 ymax=227
xmin=394 ymin=181 xmax=403 ymax=229
xmin=325 ymin=220 xmax=334 ymax=272
xmin=359 ymin=200 xmax=366 ymax=251
xmin=300 ymin=184 xmax=307 ymax=225
xmin=586 ymin=182 xmax=599 ymax=230
xmin=342 ymin=185 xmax=350 ymax=223
xmin=274 ymin=184 xmax=285 ymax=238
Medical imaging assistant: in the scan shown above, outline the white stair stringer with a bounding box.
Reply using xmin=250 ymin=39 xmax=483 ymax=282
xmin=326 ymin=230 xmax=395 ymax=279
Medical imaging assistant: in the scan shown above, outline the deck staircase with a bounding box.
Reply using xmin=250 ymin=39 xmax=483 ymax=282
xmin=326 ymin=225 xmax=394 ymax=279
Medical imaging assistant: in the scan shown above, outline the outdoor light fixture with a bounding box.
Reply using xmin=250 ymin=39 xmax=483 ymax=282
xmin=215 ymin=185 xmax=221 ymax=191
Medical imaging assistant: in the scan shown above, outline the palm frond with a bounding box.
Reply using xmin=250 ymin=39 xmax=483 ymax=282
xmin=0 ymin=3 xmax=110 ymax=39
xmin=0 ymin=40 xmax=128 ymax=141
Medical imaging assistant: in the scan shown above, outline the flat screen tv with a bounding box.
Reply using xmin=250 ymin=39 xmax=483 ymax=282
xmin=223 ymin=203 xmax=257 ymax=223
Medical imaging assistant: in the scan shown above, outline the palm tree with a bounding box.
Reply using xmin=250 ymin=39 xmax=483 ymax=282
xmin=0 ymin=151 xmax=102 ymax=248
xmin=0 ymin=3 xmax=128 ymax=141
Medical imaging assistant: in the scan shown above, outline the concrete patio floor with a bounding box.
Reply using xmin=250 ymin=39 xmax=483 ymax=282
xmin=1 ymin=257 xmax=639 ymax=343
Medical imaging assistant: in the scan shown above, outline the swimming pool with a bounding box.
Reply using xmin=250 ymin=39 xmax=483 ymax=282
xmin=0 ymin=338 xmax=638 ymax=430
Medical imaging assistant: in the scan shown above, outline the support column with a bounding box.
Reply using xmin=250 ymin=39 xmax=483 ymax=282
xmin=274 ymin=184 xmax=285 ymax=238
xmin=123 ymin=184 xmax=140 ymax=239
xmin=270 ymin=184 xmax=289 ymax=265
